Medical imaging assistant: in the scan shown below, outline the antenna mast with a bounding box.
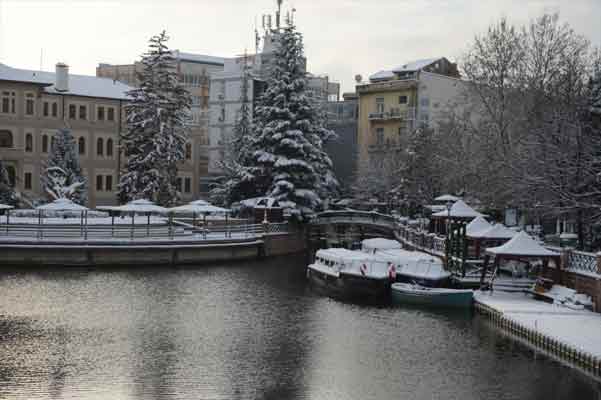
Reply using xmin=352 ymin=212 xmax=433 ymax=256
xmin=276 ymin=0 xmax=283 ymax=29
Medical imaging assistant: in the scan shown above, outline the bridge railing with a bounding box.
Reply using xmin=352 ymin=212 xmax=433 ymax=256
xmin=394 ymin=220 xmax=446 ymax=257
xmin=313 ymin=210 xmax=396 ymax=228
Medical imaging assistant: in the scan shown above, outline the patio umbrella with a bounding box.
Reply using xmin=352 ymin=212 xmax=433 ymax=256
xmin=108 ymin=199 xmax=168 ymax=238
xmin=170 ymin=200 xmax=230 ymax=235
xmin=36 ymin=198 xmax=90 ymax=238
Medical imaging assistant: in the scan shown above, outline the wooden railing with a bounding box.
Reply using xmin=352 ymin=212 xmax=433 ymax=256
xmin=394 ymin=220 xmax=446 ymax=257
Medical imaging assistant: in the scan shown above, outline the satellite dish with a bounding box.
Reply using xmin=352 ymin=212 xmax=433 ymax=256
xmin=354 ymin=74 xmax=362 ymax=83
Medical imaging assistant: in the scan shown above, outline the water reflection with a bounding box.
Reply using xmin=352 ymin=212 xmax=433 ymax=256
xmin=0 ymin=258 xmax=599 ymax=400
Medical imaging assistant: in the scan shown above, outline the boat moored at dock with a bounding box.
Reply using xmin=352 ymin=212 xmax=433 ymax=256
xmin=307 ymin=248 xmax=395 ymax=301
xmin=391 ymin=283 xmax=474 ymax=308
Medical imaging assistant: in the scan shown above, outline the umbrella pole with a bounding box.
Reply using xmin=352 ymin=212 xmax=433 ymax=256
xmin=131 ymin=213 xmax=134 ymax=240
xmin=38 ymin=210 xmax=42 ymax=240
xmin=84 ymin=210 xmax=88 ymax=240
xmin=147 ymin=214 xmax=150 ymax=237
xmin=5 ymin=209 xmax=9 ymax=235
xmin=111 ymin=214 xmax=115 ymax=238
xmin=225 ymin=212 xmax=228 ymax=238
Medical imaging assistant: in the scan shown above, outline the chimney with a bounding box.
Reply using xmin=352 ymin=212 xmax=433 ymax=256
xmin=55 ymin=62 xmax=69 ymax=92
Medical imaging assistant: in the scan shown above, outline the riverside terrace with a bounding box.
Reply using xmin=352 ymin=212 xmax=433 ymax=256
xmin=0 ymin=200 xmax=304 ymax=266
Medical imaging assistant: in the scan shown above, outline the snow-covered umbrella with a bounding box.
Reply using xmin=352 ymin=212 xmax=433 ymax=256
xmin=36 ymin=198 xmax=90 ymax=238
xmin=170 ymin=200 xmax=230 ymax=231
xmin=434 ymin=194 xmax=461 ymax=202
xmin=106 ymin=199 xmax=168 ymax=238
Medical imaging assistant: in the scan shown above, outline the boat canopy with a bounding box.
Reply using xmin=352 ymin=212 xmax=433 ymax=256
xmin=361 ymin=238 xmax=401 ymax=253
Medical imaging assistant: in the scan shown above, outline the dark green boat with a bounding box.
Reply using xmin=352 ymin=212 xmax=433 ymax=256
xmin=391 ymin=283 xmax=473 ymax=308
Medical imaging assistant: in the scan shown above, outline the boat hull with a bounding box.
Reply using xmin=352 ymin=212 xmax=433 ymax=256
xmin=391 ymin=285 xmax=473 ymax=308
xmin=307 ymin=267 xmax=391 ymax=302
xmin=395 ymin=273 xmax=451 ymax=288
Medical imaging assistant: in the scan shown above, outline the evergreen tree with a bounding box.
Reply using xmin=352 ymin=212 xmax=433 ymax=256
xmin=0 ymin=159 xmax=17 ymax=206
xmin=590 ymin=55 xmax=601 ymax=116
xmin=248 ymin=23 xmax=338 ymax=220
xmin=41 ymin=129 xmax=87 ymax=204
xmin=118 ymin=30 xmax=191 ymax=206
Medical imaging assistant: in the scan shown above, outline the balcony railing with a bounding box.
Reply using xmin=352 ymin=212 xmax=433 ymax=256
xmin=368 ymin=108 xmax=416 ymax=121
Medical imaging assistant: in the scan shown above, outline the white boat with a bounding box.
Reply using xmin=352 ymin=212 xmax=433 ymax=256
xmin=307 ymin=248 xmax=395 ymax=300
xmin=373 ymin=249 xmax=451 ymax=287
xmin=361 ymin=238 xmax=402 ymax=254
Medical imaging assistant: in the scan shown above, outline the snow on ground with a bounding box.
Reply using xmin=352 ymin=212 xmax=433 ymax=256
xmin=475 ymin=291 xmax=601 ymax=357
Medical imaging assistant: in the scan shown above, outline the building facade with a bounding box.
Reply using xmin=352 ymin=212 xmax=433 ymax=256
xmin=356 ymin=57 xmax=463 ymax=167
xmin=0 ymin=62 xmax=131 ymax=207
xmin=97 ymin=51 xmax=226 ymax=198
xmin=325 ymin=92 xmax=358 ymax=192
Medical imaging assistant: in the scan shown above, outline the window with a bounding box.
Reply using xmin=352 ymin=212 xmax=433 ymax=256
xmin=25 ymin=133 xmax=33 ymax=152
xmin=96 ymin=175 xmax=103 ymax=191
xmin=0 ymin=130 xmax=13 ymax=148
xmin=376 ymin=97 xmax=384 ymax=113
xmin=50 ymin=136 xmax=56 ymax=151
xmin=51 ymin=102 xmax=58 ymax=117
xmin=185 ymin=143 xmax=192 ymax=160
xmin=184 ymin=177 xmax=191 ymax=193
xmin=97 ymin=106 xmax=105 ymax=121
xmin=420 ymin=98 xmax=430 ymax=107
xmin=43 ymin=101 xmax=49 ymax=117
xmin=97 ymin=138 xmax=104 ymax=156
xmin=105 ymin=175 xmax=113 ymax=191
xmin=106 ymin=138 xmax=113 ymax=157
xmin=42 ymin=135 xmax=49 ymax=153
xmin=107 ymin=107 xmax=115 ymax=121
xmin=399 ymin=95 xmax=408 ymax=104
xmin=69 ymin=104 xmax=77 ymax=119
xmin=1 ymin=91 xmax=16 ymax=114
xmin=176 ymin=177 xmax=183 ymax=192
xmin=78 ymin=137 xmax=86 ymax=155
xmin=376 ymin=127 xmax=384 ymax=145
xmin=79 ymin=105 xmax=87 ymax=120
xmin=24 ymin=172 xmax=32 ymax=190
xmin=25 ymin=92 xmax=35 ymax=116
xmin=6 ymin=165 xmax=15 ymax=187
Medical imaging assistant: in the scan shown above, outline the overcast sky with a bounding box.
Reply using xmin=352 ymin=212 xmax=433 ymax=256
xmin=1 ymin=0 xmax=600 ymax=93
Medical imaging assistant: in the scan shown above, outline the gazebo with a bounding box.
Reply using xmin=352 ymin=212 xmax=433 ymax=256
xmin=431 ymin=200 xmax=483 ymax=234
xmin=480 ymin=231 xmax=561 ymax=287
xmin=468 ymin=223 xmax=516 ymax=258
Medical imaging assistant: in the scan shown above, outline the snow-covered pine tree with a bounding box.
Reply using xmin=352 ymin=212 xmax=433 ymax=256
xmin=210 ymin=52 xmax=257 ymax=206
xmin=0 ymin=159 xmax=17 ymax=205
xmin=249 ymin=23 xmax=338 ymax=220
xmin=118 ymin=30 xmax=191 ymax=206
xmin=590 ymin=55 xmax=601 ymax=116
xmin=41 ymin=128 xmax=87 ymax=204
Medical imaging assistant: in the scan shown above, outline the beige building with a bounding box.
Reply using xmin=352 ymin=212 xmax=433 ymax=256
xmin=97 ymin=51 xmax=226 ymax=195
xmin=0 ymin=62 xmax=134 ymax=208
xmin=356 ymin=58 xmax=462 ymax=166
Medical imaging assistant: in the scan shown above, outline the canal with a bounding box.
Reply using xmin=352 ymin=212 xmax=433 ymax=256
xmin=0 ymin=256 xmax=599 ymax=400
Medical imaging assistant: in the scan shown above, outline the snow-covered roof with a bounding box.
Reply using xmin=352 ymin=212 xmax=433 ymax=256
xmin=170 ymin=201 xmax=229 ymax=214
xmin=316 ymin=248 xmax=373 ymax=262
xmin=434 ymin=194 xmax=460 ymax=202
xmin=108 ymin=199 xmax=167 ymax=214
xmin=0 ymin=63 xmax=132 ymax=100
xmin=432 ymin=200 xmax=482 ymax=219
xmin=0 ymin=204 xmax=14 ymax=210
xmin=486 ymin=231 xmax=559 ymax=257
xmin=174 ymin=51 xmax=226 ymax=66
xmin=361 ymin=238 xmax=401 ymax=253
xmin=36 ymin=198 xmax=89 ymax=212
xmin=368 ymin=70 xmax=395 ymax=81
xmin=465 ymin=216 xmax=492 ymax=237
xmin=472 ymin=223 xmax=516 ymax=240
xmin=391 ymin=58 xmax=441 ymax=73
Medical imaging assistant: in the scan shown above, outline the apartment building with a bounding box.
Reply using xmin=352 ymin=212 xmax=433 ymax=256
xmin=356 ymin=57 xmax=463 ymax=166
xmin=0 ymin=62 xmax=131 ymax=207
xmin=97 ymin=51 xmax=226 ymax=197
xmin=325 ymin=92 xmax=358 ymax=191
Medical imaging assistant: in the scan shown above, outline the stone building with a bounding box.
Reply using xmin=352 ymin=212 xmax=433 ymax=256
xmin=97 ymin=51 xmax=226 ymax=197
xmin=0 ymin=62 xmax=131 ymax=207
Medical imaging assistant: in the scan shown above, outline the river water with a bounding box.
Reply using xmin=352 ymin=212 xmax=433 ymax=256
xmin=0 ymin=256 xmax=599 ymax=400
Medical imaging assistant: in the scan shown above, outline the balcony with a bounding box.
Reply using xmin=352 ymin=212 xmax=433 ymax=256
xmin=369 ymin=107 xmax=416 ymax=122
